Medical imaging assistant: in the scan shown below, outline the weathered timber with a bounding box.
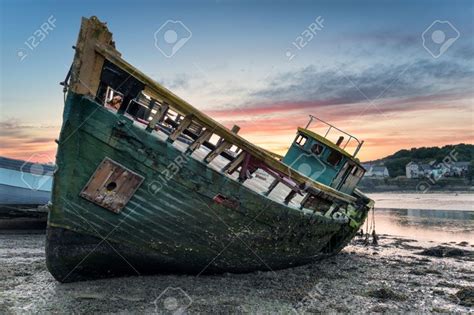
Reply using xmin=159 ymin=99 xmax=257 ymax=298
xmin=167 ymin=115 xmax=193 ymax=143
xmin=146 ymin=102 xmax=169 ymax=132
xmin=70 ymin=17 xmax=113 ymax=96
xmin=265 ymin=178 xmax=280 ymax=196
xmin=223 ymin=151 xmax=246 ymax=174
xmin=204 ymin=140 xmax=232 ymax=164
xmin=186 ymin=129 xmax=213 ymax=153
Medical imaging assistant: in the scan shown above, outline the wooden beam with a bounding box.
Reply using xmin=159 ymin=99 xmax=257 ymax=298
xmin=204 ymin=140 xmax=232 ymax=164
xmin=264 ymin=178 xmax=279 ymax=196
xmin=94 ymin=38 xmax=356 ymax=203
xmin=146 ymin=102 xmax=169 ymax=132
xmin=238 ymin=153 xmax=251 ymax=182
xmin=222 ymin=151 xmax=245 ymax=174
xmin=217 ymin=124 xmax=240 ymax=146
xmin=284 ymin=190 xmax=298 ymax=205
xmin=186 ymin=129 xmax=212 ymax=153
xmin=167 ymin=115 xmax=193 ymax=143
xmin=70 ymin=17 xmax=113 ymax=96
xmin=230 ymin=125 xmax=241 ymax=134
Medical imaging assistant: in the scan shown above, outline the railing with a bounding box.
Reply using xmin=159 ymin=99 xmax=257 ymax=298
xmin=304 ymin=115 xmax=364 ymax=157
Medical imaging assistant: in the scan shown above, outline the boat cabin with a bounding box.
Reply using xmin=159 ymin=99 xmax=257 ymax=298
xmin=282 ymin=116 xmax=365 ymax=195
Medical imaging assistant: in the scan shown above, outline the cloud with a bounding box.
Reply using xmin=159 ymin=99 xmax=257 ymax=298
xmin=251 ymin=58 xmax=474 ymax=105
xmin=0 ymin=119 xmax=59 ymax=162
xmin=157 ymin=73 xmax=191 ymax=90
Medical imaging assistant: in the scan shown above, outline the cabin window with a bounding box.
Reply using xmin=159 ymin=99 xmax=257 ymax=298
xmin=311 ymin=143 xmax=324 ymax=156
xmin=295 ymin=135 xmax=307 ymax=147
xmin=352 ymin=166 xmax=359 ymax=175
xmin=327 ymin=150 xmax=343 ymax=166
xmin=104 ymin=87 xmax=124 ymax=111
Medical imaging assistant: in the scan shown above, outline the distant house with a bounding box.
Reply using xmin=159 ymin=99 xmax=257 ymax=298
xmin=365 ymin=165 xmax=390 ymax=177
xmin=451 ymin=161 xmax=470 ymax=177
xmin=361 ymin=163 xmax=374 ymax=174
xmin=406 ymin=162 xmax=421 ymax=179
xmin=406 ymin=160 xmax=470 ymax=179
xmin=406 ymin=162 xmax=434 ymax=179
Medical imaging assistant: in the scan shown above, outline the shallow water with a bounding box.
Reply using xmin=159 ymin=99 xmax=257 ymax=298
xmin=367 ymin=193 xmax=474 ymax=243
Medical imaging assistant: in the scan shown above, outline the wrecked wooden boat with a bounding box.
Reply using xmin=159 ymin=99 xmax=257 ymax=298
xmin=46 ymin=16 xmax=374 ymax=282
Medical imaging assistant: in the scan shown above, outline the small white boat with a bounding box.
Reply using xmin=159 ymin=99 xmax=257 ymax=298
xmin=0 ymin=156 xmax=54 ymax=218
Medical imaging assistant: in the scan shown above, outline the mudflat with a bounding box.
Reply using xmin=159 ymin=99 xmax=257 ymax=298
xmin=0 ymin=231 xmax=472 ymax=314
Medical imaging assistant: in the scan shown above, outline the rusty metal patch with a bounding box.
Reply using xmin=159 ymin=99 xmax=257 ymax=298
xmin=213 ymin=194 xmax=239 ymax=210
xmin=80 ymin=157 xmax=144 ymax=213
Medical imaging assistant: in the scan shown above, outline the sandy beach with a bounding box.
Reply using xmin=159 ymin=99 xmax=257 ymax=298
xmin=1 ymin=231 xmax=472 ymax=314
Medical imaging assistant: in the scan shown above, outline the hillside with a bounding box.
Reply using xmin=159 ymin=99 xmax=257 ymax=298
xmin=366 ymin=143 xmax=474 ymax=178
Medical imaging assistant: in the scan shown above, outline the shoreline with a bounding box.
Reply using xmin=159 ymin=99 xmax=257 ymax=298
xmin=367 ymin=192 xmax=474 ymax=211
xmin=0 ymin=232 xmax=472 ymax=313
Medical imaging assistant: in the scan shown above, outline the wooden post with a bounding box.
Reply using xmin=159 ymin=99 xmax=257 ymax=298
xmin=217 ymin=125 xmax=240 ymax=146
xmin=238 ymin=153 xmax=251 ymax=182
xmin=186 ymin=129 xmax=212 ymax=153
xmin=265 ymin=178 xmax=279 ymax=196
xmin=284 ymin=190 xmax=298 ymax=205
xmin=70 ymin=17 xmax=113 ymax=97
xmin=167 ymin=115 xmax=192 ymax=143
xmin=204 ymin=141 xmax=232 ymax=164
xmin=146 ymin=102 xmax=169 ymax=132
xmin=222 ymin=151 xmax=245 ymax=174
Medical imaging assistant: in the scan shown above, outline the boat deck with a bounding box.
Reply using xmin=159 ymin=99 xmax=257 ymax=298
xmin=122 ymin=111 xmax=307 ymax=211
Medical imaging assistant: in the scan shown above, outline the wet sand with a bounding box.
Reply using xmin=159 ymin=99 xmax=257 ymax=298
xmin=1 ymin=231 xmax=472 ymax=314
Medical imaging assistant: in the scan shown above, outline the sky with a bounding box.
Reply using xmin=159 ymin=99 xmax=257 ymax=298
xmin=0 ymin=0 xmax=473 ymax=163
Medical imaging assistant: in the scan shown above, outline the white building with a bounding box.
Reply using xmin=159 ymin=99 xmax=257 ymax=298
xmin=406 ymin=162 xmax=436 ymax=178
xmin=406 ymin=161 xmax=470 ymax=179
xmin=366 ymin=165 xmax=390 ymax=177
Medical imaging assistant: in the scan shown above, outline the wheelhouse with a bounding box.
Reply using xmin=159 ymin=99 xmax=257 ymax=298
xmin=282 ymin=116 xmax=366 ymax=195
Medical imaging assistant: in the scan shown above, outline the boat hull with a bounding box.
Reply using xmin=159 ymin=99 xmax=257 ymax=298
xmin=47 ymin=92 xmax=368 ymax=282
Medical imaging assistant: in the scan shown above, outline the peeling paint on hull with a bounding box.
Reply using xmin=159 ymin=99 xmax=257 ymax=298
xmin=46 ymin=93 xmax=369 ymax=282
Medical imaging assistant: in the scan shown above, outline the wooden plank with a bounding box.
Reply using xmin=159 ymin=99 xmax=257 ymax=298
xmin=70 ymin=17 xmax=113 ymax=96
xmin=238 ymin=153 xmax=251 ymax=182
xmin=204 ymin=140 xmax=232 ymax=164
xmin=146 ymin=102 xmax=169 ymax=132
xmin=94 ymin=41 xmax=356 ymax=203
xmin=167 ymin=114 xmax=193 ymax=143
xmin=284 ymin=190 xmax=298 ymax=205
xmin=222 ymin=151 xmax=245 ymax=174
xmin=217 ymin=124 xmax=240 ymax=146
xmin=79 ymin=157 xmax=144 ymax=213
xmin=187 ymin=129 xmax=212 ymax=153
xmin=264 ymin=178 xmax=279 ymax=196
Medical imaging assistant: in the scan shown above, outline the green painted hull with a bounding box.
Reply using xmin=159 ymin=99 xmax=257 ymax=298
xmin=46 ymin=92 xmax=369 ymax=282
